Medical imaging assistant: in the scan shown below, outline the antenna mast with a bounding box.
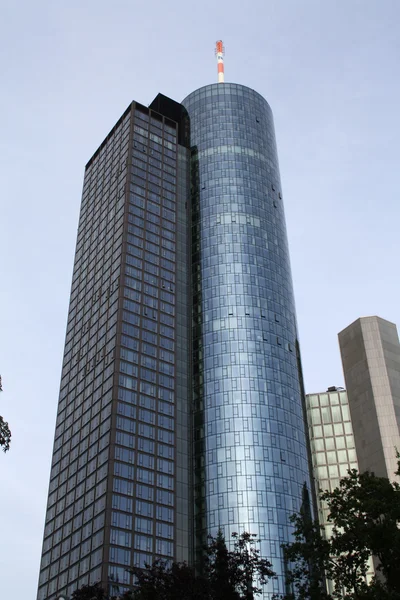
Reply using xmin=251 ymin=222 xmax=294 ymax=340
xmin=215 ymin=40 xmax=225 ymax=83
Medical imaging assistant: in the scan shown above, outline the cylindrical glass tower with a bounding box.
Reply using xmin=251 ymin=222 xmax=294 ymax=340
xmin=182 ymin=84 xmax=312 ymax=596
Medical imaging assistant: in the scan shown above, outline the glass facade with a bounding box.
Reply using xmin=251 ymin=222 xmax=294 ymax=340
xmin=306 ymin=389 xmax=358 ymax=536
xmin=37 ymin=99 xmax=191 ymax=600
xmin=37 ymin=110 xmax=129 ymax=600
xmin=306 ymin=388 xmax=374 ymax=592
xmin=182 ymin=84 xmax=312 ymax=597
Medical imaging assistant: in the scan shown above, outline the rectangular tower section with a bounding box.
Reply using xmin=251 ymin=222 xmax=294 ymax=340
xmin=37 ymin=99 xmax=191 ymax=600
xmin=339 ymin=316 xmax=400 ymax=480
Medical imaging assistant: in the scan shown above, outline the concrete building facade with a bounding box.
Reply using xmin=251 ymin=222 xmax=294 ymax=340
xmin=305 ymin=386 xmax=374 ymax=592
xmin=305 ymin=387 xmax=357 ymax=537
xmin=339 ymin=316 xmax=400 ymax=480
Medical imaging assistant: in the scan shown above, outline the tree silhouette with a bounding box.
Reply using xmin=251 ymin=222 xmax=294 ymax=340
xmin=0 ymin=375 xmax=11 ymax=452
xmin=283 ymin=458 xmax=400 ymax=600
xmin=71 ymin=532 xmax=275 ymax=600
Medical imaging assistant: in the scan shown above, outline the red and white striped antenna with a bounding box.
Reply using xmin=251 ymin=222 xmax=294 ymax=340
xmin=215 ymin=40 xmax=225 ymax=83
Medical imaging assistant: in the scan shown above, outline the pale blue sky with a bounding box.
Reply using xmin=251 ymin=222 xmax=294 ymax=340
xmin=1 ymin=1 xmax=399 ymax=597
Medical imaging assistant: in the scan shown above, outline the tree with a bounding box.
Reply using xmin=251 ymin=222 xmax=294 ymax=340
xmin=0 ymin=375 xmax=11 ymax=452
xmin=204 ymin=531 xmax=275 ymax=600
xmin=125 ymin=560 xmax=208 ymax=600
xmin=71 ymin=582 xmax=108 ymax=599
xmin=128 ymin=531 xmax=275 ymax=600
xmin=71 ymin=532 xmax=275 ymax=600
xmin=0 ymin=416 xmax=11 ymax=453
xmin=283 ymin=459 xmax=400 ymax=600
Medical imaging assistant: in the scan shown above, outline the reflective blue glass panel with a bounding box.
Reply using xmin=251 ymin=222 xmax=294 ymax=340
xmin=183 ymin=83 xmax=313 ymax=597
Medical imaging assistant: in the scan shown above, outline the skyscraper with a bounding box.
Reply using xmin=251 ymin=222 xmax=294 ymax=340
xmin=305 ymin=386 xmax=374 ymax=591
xmin=305 ymin=387 xmax=358 ymax=538
xmin=338 ymin=316 xmax=400 ymax=480
xmin=182 ymin=84 xmax=312 ymax=595
xmin=37 ymin=80 xmax=312 ymax=600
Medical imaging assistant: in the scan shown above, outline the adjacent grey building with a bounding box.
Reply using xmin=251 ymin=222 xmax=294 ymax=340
xmin=305 ymin=386 xmax=374 ymax=592
xmin=338 ymin=316 xmax=400 ymax=480
xmin=37 ymin=84 xmax=313 ymax=600
xmin=305 ymin=387 xmax=358 ymax=537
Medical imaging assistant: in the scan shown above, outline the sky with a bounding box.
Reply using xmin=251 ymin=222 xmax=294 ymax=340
xmin=1 ymin=0 xmax=399 ymax=597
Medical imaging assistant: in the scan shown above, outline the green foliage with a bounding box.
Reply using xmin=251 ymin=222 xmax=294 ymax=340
xmin=283 ymin=459 xmax=400 ymax=600
xmin=127 ymin=531 xmax=275 ymax=600
xmin=71 ymin=582 xmax=108 ymax=599
xmin=71 ymin=532 xmax=275 ymax=600
xmin=282 ymin=514 xmax=332 ymax=600
xmin=0 ymin=415 xmax=11 ymax=452
xmin=203 ymin=531 xmax=275 ymax=600
xmin=0 ymin=376 xmax=11 ymax=452
xmin=124 ymin=560 xmax=207 ymax=600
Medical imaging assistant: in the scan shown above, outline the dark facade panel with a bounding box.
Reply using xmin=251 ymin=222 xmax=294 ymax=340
xmin=37 ymin=109 xmax=131 ymax=599
xmin=37 ymin=98 xmax=191 ymax=600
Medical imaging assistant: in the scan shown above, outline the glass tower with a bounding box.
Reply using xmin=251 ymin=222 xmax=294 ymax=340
xmin=37 ymin=85 xmax=312 ymax=600
xmin=183 ymin=84 xmax=312 ymax=597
